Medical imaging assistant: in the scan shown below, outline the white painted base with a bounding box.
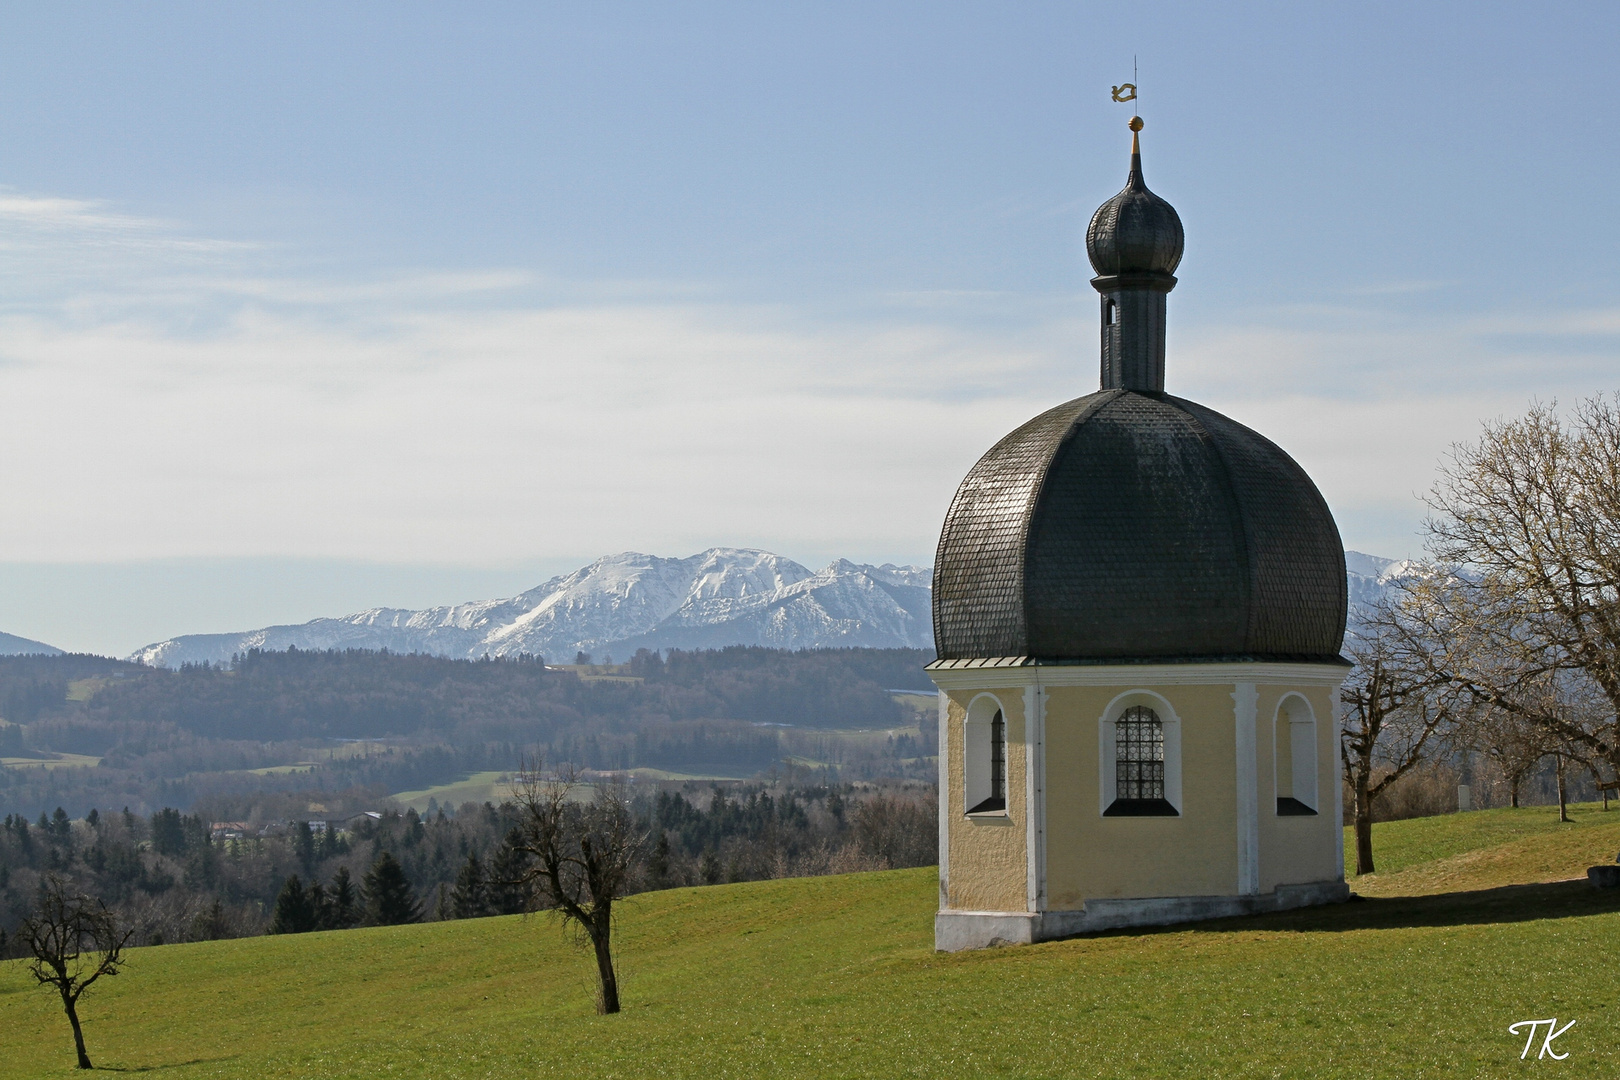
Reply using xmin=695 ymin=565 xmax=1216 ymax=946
xmin=934 ymin=879 xmax=1350 ymax=952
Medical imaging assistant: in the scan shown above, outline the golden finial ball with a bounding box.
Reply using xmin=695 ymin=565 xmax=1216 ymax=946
xmin=1129 ymin=116 xmax=1144 ymax=132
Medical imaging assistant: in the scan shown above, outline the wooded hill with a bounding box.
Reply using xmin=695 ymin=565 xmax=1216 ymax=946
xmin=0 ymin=647 xmax=936 ymax=818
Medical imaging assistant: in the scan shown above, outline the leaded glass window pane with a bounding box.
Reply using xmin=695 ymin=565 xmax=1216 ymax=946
xmin=1115 ymin=705 xmax=1165 ymax=800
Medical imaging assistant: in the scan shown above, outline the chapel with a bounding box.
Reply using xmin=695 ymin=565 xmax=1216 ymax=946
xmin=928 ymin=115 xmax=1351 ymax=951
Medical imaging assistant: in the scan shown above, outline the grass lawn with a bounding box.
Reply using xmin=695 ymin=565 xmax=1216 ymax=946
xmin=4 ymin=807 xmax=1619 ymax=1078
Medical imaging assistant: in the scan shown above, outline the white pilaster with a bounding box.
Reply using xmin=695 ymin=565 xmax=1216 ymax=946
xmin=1233 ymin=681 xmax=1260 ymax=896
xmin=1024 ymin=681 xmax=1046 ymax=912
xmin=937 ymin=689 xmax=950 ymax=908
xmin=1335 ymin=740 xmax=1346 ymax=881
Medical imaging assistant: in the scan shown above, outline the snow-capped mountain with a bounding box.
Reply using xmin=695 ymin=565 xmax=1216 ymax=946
xmin=1345 ymin=550 xmax=1417 ymax=626
xmin=130 ymin=549 xmax=935 ymax=669
xmin=129 ymin=547 xmax=1405 ymax=669
xmin=0 ymin=630 xmax=62 ymax=657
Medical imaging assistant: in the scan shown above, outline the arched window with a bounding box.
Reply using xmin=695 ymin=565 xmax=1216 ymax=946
xmin=1103 ymin=704 xmax=1178 ymax=816
xmin=1275 ymin=696 xmax=1319 ymax=816
xmin=967 ymin=709 xmax=1006 ymax=814
xmin=964 ymin=699 xmax=1008 ymax=816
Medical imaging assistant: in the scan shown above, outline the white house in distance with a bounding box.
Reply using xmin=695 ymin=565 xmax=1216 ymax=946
xmin=927 ymin=115 xmax=1352 ymax=952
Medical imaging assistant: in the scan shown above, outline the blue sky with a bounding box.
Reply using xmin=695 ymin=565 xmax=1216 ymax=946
xmin=0 ymin=2 xmax=1616 ymax=654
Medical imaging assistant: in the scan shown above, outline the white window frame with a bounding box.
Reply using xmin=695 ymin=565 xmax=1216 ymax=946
xmin=1273 ymin=693 xmax=1319 ymax=814
xmin=1097 ymin=690 xmax=1182 ymax=816
xmin=963 ymin=693 xmax=1009 ymax=817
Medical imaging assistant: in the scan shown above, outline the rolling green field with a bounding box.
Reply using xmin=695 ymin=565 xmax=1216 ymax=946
xmin=0 ymin=752 xmax=102 ymax=771
xmin=4 ymin=806 xmax=1620 ymax=1078
xmin=390 ymin=770 xmax=516 ymax=811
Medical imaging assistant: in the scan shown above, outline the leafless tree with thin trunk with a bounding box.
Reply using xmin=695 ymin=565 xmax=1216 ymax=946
xmin=1339 ymin=622 xmax=1453 ymax=875
xmin=21 ymin=876 xmax=135 ymax=1070
xmin=1468 ymin=702 xmax=1553 ymax=809
xmin=509 ymin=760 xmax=646 ymax=1014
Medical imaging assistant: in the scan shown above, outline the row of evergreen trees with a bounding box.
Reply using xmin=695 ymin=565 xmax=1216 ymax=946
xmin=270 ymin=830 xmax=534 ymax=934
xmin=270 ymin=854 xmax=418 ymax=933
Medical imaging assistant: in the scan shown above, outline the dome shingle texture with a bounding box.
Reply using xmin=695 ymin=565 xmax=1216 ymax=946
xmin=931 ymin=389 xmax=1348 ymax=662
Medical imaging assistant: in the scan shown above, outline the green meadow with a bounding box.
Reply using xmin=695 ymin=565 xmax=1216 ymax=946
xmin=4 ymin=806 xmax=1620 ymax=1078
xmin=389 ymin=770 xmax=515 ymax=811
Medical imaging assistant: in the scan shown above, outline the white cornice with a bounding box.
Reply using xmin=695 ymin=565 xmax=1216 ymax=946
xmin=928 ymin=661 xmax=1351 ymax=692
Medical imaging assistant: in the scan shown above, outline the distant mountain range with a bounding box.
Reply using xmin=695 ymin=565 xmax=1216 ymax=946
xmin=1344 ymin=550 xmax=1414 ymax=627
xmin=0 ymin=548 xmax=1408 ymax=668
xmin=130 ymin=549 xmax=935 ymax=669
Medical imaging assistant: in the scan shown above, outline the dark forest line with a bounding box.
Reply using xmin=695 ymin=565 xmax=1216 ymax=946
xmin=0 ymin=646 xmax=937 ymax=819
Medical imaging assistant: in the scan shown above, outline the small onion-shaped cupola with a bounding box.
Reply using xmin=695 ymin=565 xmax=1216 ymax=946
xmin=1085 ymin=119 xmax=1184 ymax=278
xmin=1085 ymin=117 xmax=1183 ymax=393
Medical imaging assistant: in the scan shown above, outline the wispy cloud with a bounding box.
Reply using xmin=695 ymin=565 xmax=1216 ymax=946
xmin=0 ymin=190 xmax=250 ymax=255
xmin=0 ymin=184 xmax=1614 ymax=570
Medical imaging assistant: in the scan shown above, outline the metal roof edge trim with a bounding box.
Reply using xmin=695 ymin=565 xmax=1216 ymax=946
xmin=927 ymin=653 xmax=1352 ymax=670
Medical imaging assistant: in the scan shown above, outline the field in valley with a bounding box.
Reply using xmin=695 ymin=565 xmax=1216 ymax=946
xmin=4 ymin=804 xmax=1620 ymax=1078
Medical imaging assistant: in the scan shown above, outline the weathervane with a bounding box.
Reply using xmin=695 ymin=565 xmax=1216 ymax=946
xmin=1112 ymin=57 xmax=1142 ymax=132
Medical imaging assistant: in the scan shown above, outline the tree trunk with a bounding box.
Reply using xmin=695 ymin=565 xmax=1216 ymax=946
xmin=1353 ymin=774 xmax=1375 ymax=876
xmin=590 ymin=922 xmax=620 ymax=1014
xmin=63 ymin=994 xmax=91 ymax=1069
xmin=1557 ymin=754 xmax=1570 ymax=823
xmin=1510 ymin=776 xmax=1520 ymax=808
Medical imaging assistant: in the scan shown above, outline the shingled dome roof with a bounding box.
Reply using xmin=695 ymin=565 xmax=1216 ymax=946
xmin=931 ymin=389 xmax=1348 ymax=664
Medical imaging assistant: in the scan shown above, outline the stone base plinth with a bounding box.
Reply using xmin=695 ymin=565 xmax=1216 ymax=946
xmin=935 ymin=880 xmax=1351 ymax=952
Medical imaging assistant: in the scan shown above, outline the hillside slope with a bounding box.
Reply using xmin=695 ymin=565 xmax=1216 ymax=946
xmin=4 ymin=807 xmax=1620 ymax=1077
xmin=0 ymin=629 xmax=62 ymax=656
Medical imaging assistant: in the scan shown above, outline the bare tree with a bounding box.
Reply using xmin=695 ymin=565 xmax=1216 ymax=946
xmin=21 ymin=876 xmax=135 ymax=1070
xmin=1414 ymin=394 xmax=1620 ymax=776
xmin=1339 ymin=626 xmax=1453 ymax=874
xmin=509 ymin=762 xmax=646 ymax=1014
xmin=1468 ymin=702 xmax=1553 ymax=809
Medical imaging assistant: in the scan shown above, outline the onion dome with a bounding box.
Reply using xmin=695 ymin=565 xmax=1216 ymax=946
xmin=1085 ymin=120 xmax=1184 ymax=279
xmin=931 ymin=390 xmax=1348 ymax=663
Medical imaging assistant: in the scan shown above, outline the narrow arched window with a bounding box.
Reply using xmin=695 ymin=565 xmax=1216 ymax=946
xmin=965 ymin=705 xmax=1004 ymax=816
xmin=966 ymin=708 xmax=1007 ymax=814
xmin=1104 ymin=298 xmax=1116 ymax=326
xmin=1276 ymin=698 xmax=1319 ymax=816
xmin=1104 ymin=705 xmax=1177 ymax=816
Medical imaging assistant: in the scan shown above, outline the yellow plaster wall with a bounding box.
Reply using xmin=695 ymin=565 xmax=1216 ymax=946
xmin=1256 ymin=683 xmax=1342 ymax=891
xmin=942 ymin=690 xmax=1028 ymax=913
xmin=1043 ymin=683 xmax=1240 ymax=907
xmin=941 ymin=672 xmax=1345 ymax=916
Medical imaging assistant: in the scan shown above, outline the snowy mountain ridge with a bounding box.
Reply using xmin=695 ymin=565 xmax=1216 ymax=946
xmin=128 ymin=547 xmax=1405 ymax=669
xmin=130 ymin=549 xmax=935 ymax=669
xmin=1345 ymin=549 xmax=1417 ymax=626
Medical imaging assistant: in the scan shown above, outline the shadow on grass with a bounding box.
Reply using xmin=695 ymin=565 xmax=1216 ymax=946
xmin=96 ymin=1055 xmax=240 ymax=1072
xmin=1196 ymin=879 xmax=1620 ymax=935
